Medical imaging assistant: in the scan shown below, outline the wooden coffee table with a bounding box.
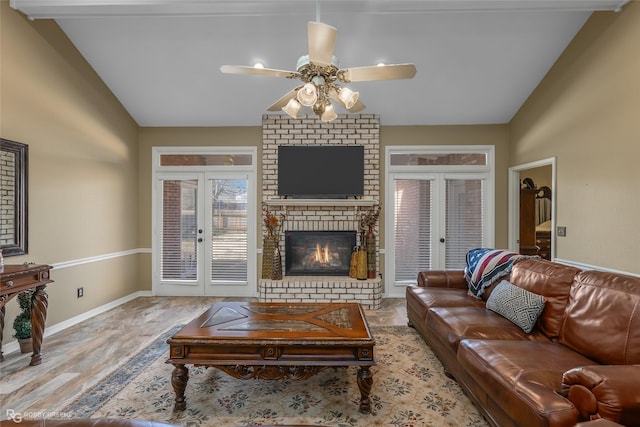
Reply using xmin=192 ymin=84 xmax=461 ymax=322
xmin=166 ymin=301 xmax=375 ymax=413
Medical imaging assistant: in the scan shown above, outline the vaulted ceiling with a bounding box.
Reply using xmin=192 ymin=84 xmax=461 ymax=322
xmin=11 ymin=1 xmax=629 ymax=127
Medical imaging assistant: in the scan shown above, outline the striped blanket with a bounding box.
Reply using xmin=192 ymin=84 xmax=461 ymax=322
xmin=464 ymin=248 xmax=531 ymax=298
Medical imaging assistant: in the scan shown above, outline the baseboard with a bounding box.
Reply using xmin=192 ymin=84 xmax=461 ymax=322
xmin=2 ymin=290 xmax=153 ymax=357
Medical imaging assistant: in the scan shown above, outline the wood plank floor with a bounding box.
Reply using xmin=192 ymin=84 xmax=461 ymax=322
xmin=0 ymin=296 xmax=408 ymax=419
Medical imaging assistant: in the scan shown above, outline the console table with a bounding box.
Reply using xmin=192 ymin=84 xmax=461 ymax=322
xmin=0 ymin=264 xmax=53 ymax=365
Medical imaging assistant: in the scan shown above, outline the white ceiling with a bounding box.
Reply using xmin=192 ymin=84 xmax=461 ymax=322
xmin=11 ymin=1 xmax=629 ymax=127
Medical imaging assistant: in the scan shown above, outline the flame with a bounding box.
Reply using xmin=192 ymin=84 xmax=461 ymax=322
xmin=314 ymin=243 xmax=331 ymax=264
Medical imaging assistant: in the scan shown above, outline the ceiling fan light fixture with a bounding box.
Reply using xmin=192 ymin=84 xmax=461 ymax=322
xmin=320 ymin=102 xmax=337 ymax=122
xmin=338 ymin=87 xmax=359 ymax=110
xmin=282 ymin=98 xmax=301 ymax=119
xmin=297 ymin=82 xmax=317 ymax=106
xmin=220 ymin=18 xmax=416 ymax=122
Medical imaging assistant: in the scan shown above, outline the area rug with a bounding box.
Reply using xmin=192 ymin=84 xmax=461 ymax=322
xmin=64 ymin=325 xmax=488 ymax=427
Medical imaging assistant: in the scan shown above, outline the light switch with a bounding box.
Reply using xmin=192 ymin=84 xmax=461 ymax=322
xmin=557 ymin=226 xmax=566 ymax=237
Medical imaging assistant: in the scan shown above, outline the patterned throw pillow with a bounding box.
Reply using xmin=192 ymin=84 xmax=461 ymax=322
xmin=464 ymin=248 xmax=530 ymax=298
xmin=486 ymin=280 xmax=546 ymax=333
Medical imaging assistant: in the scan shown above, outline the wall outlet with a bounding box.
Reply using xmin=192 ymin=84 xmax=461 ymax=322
xmin=557 ymin=226 xmax=567 ymax=237
xmin=77 ymin=287 xmax=84 ymax=298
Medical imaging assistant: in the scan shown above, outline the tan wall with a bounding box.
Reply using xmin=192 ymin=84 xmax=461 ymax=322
xmin=1 ymin=2 xmax=140 ymax=343
xmin=510 ymin=3 xmax=640 ymax=274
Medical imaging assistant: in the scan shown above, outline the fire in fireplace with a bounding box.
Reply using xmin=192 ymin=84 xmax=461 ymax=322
xmin=285 ymin=231 xmax=356 ymax=276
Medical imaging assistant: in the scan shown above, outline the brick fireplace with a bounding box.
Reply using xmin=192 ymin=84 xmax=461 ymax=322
xmin=259 ymin=114 xmax=383 ymax=309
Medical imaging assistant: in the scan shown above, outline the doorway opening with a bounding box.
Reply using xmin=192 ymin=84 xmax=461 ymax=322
xmin=508 ymin=158 xmax=556 ymax=260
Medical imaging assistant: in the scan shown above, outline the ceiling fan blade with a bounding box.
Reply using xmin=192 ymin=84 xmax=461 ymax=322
xmin=338 ymin=63 xmax=417 ymax=82
xmin=267 ymin=88 xmax=301 ymax=111
xmin=220 ymin=65 xmax=299 ymax=79
xmin=308 ymin=22 xmax=337 ymax=67
xmin=328 ymin=87 xmax=366 ymax=113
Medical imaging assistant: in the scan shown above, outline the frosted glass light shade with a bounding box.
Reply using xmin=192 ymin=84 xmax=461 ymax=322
xmin=320 ymin=103 xmax=337 ymax=122
xmin=338 ymin=87 xmax=359 ymax=110
xmin=282 ymin=98 xmax=301 ymax=118
xmin=297 ymin=82 xmax=318 ymax=107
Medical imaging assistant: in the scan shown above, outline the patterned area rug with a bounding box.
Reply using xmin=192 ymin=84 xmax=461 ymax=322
xmin=64 ymin=325 xmax=488 ymax=427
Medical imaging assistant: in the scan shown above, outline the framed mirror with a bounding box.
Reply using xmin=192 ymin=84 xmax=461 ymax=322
xmin=1 ymin=138 xmax=28 ymax=256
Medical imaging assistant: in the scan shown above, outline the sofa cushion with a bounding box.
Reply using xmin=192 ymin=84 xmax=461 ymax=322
xmin=408 ymin=286 xmax=485 ymax=312
xmin=486 ymin=280 xmax=546 ymax=333
xmin=424 ymin=306 xmax=549 ymax=381
xmin=457 ymin=339 xmax=596 ymax=427
xmin=464 ymin=248 xmax=532 ymax=298
xmin=560 ymin=270 xmax=640 ymax=365
xmin=427 ymin=306 xmax=549 ymax=353
xmin=510 ymin=258 xmax=581 ymax=339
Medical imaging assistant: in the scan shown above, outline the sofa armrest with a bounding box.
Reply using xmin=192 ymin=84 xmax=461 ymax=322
xmin=416 ymin=270 xmax=467 ymax=289
xmin=562 ymin=365 xmax=640 ymax=425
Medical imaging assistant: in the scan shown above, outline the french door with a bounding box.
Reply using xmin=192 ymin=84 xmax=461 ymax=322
xmin=152 ymin=148 xmax=256 ymax=297
xmin=385 ymin=146 xmax=494 ymax=297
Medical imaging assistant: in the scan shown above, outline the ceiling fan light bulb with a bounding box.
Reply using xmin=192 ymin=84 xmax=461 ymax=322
xmin=282 ymin=98 xmax=301 ymax=119
xmin=320 ymin=103 xmax=337 ymax=122
xmin=297 ymin=83 xmax=318 ymax=107
xmin=338 ymin=87 xmax=359 ymax=110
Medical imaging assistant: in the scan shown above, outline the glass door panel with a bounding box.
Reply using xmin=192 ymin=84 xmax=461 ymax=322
xmin=208 ymin=178 xmax=248 ymax=286
xmin=158 ymin=178 xmax=202 ymax=294
xmin=445 ymin=178 xmax=484 ymax=269
xmin=390 ymin=175 xmax=486 ymax=286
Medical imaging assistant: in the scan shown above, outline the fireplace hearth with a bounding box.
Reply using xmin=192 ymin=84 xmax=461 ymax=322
xmin=285 ymin=231 xmax=356 ymax=276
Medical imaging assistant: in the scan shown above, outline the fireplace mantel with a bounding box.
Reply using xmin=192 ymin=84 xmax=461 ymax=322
xmin=264 ymin=198 xmax=378 ymax=207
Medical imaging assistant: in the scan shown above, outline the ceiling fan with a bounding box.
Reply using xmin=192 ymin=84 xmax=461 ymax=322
xmin=220 ymin=19 xmax=416 ymax=122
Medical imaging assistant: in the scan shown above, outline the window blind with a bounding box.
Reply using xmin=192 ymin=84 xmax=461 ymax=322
xmin=394 ymin=179 xmax=432 ymax=282
xmin=161 ymin=180 xmax=198 ymax=281
xmin=445 ymin=179 xmax=484 ymax=269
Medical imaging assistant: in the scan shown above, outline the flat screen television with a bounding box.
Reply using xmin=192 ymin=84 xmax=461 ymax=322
xmin=278 ymin=145 xmax=364 ymax=198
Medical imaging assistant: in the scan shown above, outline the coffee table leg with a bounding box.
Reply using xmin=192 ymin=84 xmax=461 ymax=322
xmin=356 ymin=366 xmax=373 ymax=414
xmin=171 ymin=364 xmax=189 ymax=411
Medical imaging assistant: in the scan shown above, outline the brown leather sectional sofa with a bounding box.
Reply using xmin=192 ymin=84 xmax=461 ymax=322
xmin=406 ymin=258 xmax=640 ymax=427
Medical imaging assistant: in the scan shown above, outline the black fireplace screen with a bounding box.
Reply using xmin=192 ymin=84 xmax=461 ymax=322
xmin=285 ymin=231 xmax=356 ymax=276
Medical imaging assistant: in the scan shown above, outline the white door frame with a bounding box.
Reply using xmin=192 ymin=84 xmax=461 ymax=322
xmin=151 ymin=146 xmax=257 ymax=297
xmin=385 ymin=145 xmax=495 ymax=298
xmin=508 ymin=157 xmax=556 ymax=259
